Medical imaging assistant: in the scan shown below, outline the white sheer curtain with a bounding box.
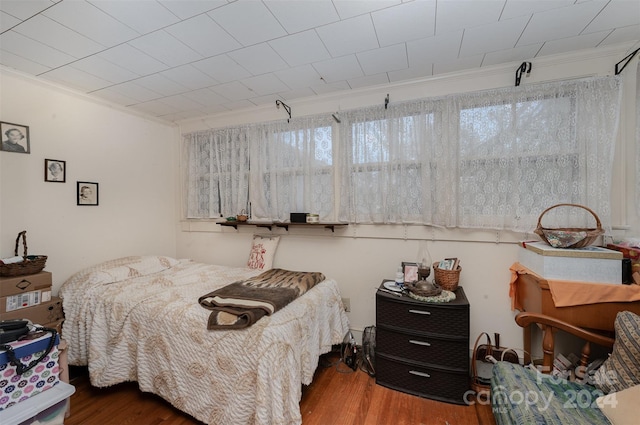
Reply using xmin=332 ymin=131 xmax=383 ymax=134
xmin=183 ymin=127 xmax=250 ymax=218
xmin=250 ymin=116 xmax=334 ymax=221
xmin=339 ymin=77 xmax=622 ymax=231
xmin=337 ymin=100 xmax=452 ymax=224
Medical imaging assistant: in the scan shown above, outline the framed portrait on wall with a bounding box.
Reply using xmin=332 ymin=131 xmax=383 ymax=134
xmin=45 ymin=159 xmax=66 ymax=182
xmin=77 ymin=181 xmax=99 ymax=206
xmin=0 ymin=121 xmax=30 ymax=154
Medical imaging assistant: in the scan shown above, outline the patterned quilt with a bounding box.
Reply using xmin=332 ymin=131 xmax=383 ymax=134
xmin=59 ymin=256 xmax=349 ymax=425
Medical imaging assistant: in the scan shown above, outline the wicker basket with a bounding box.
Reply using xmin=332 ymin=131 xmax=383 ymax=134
xmin=0 ymin=231 xmax=47 ymax=277
xmin=432 ymin=262 xmax=461 ymax=291
xmin=534 ymin=204 xmax=603 ymax=249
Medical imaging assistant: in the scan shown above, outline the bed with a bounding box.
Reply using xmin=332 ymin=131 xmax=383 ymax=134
xmin=59 ymin=256 xmax=349 ymax=425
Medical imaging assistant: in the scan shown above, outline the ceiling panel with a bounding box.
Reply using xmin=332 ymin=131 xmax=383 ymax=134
xmin=356 ymin=44 xmax=408 ymax=75
xmin=433 ymin=53 xmax=483 ymax=75
xmin=42 ymin=1 xmax=138 ymax=47
xmin=333 ymin=0 xmax=401 ymax=20
xmin=241 ymin=74 xmax=290 ymax=96
xmin=97 ymin=43 xmax=168 ymax=76
xmin=12 ymin=15 xmax=104 ymax=58
xmin=88 ymin=0 xmax=180 ymax=34
xmin=269 ymin=30 xmax=331 ymax=67
xmin=153 ymin=94 xmax=204 ymax=112
xmin=91 ymin=87 xmax=139 ymax=106
xmin=158 ymin=0 xmax=226 ymax=20
xmin=371 ymin=0 xmax=436 ymax=46
xmin=264 ymin=0 xmax=339 ymax=33
xmin=348 ymin=72 xmax=390 ymax=89
xmin=164 ymin=13 xmax=241 ymax=58
xmin=583 ymin=0 xmax=640 ymax=34
xmin=316 ymin=14 xmax=379 ymax=57
xmin=228 ymin=43 xmax=288 ymax=76
xmin=72 ymin=55 xmax=139 ymax=84
xmin=387 ymin=64 xmax=433 ymax=83
xmin=208 ymin=1 xmax=286 ymax=47
xmin=192 ymin=54 xmax=251 ymax=83
xmin=406 ymin=31 xmax=463 ymax=68
xmin=210 ymin=81 xmax=256 ymax=101
xmin=0 ymin=10 xmax=21 ymax=31
xmin=600 ymin=24 xmax=640 ymax=46
xmin=435 ymin=0 xmax=504 ymax=35
xmin=249 ymin=94 xmax=283 ymax=107
xmin=313 ymin=54 xmax=364 ymax=83
xmin=0 ymin=49 xmax=51 ymax=75
xmin=279 ymin=87 xmax=316 ymax=100
xmin=537 ymin=30 xmax=611 ymax=57
xmin=128 ymin=30 xmax=202 ymax=67
xmin=500 ymin=0 xmax=573 ymax=20
xmin=39 ymin=66 xmax=112 ymax=92
xmin=182 ymin=88 xmax=228 ymax=107
xmin=221 ymin=99 xmax=255 ymax=110
xmin=275 ymin=64 xmax=322 ymax=89
xmin=459 ymin=15 xmax=529 ymax=58
xmin=132 ymin=99 xmax=181 ymax=116
xmin=482 ymin=43 xmax=542 ymax=67
xmin=133 ymin=74 xmax=189 ymax=97
xmin=107 ymin=81 xmax=163 ymax=103
xmin=517 ymin=1 xmax=608 ymax=46
xmin=311 ymin=80 xmax=351 ymax=95
xmin=0 ymin=0 xmax=55 ymax=20
xmin=0 ymin=30 xmax=76 ymax=68
xmin=160 ymin=64 xmax=220 ymax=91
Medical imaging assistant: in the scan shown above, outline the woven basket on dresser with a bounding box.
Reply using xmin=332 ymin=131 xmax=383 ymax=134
xmin=534 ymin=203 xmax=603 ymax=249
xmin=0 ymin=231 xmax=47 ymax=277
xmin=433 ymin=262 xmax=461 ymax=291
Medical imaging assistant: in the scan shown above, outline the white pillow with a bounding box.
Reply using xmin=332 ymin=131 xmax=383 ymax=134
xmin=247 ymin=235 xmax=280 ymax=270
xmin=85 ymin=256 xmax=179 ymax=285
xmin=596 ymin=384 xmax=640 ymax=425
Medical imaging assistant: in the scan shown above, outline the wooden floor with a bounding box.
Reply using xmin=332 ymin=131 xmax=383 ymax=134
xmin=65 ymin=353 xmax=496 ymax=425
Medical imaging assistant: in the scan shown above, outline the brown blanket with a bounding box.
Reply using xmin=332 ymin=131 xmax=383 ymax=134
xmin=199 ymin=268 xmax=325 ymax=330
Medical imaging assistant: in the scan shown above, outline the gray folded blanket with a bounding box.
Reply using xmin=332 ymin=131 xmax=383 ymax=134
xmin=199 ymin=268 xmax=325 ymax=330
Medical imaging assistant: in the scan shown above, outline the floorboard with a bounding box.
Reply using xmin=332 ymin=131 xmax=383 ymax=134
xmin=64 ymin=354 xmax=496 ymax=425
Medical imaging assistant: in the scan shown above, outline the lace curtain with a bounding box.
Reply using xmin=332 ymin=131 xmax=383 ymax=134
xmin=249 ymin=116 xmax=335 ymax=221
xmin=183 ymin=127 xmax=250 ymax=218
xmin=339 ymin=77 xmax=622 ymax=231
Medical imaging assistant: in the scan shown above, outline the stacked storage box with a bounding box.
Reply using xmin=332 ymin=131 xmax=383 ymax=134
xmin=0 ymin=272 xmax=64 ymax=331
xmin=519 ymin=241 xmax=623 ymax=284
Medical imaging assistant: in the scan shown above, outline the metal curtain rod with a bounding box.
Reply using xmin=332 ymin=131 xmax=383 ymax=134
xmin=615 ymin=48 xmax=640 ymax=75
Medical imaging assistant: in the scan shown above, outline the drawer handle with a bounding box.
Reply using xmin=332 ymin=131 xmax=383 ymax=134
xmin=408 ymin=309 xmax=431 ymax=315
xmin=409 ymin=370 xmax=431 ymax=379
xmin=409 ymin=340 xmax=431 ymax=347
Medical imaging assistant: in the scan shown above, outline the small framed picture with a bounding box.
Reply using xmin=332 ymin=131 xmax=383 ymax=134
xmin=45 ymin=159 xmax=66 ymax=182
xmin=0 ymin=121 xmax=30 ymax=154
xmin=77 ymin=181 xmax=99 ymax=206
xmin=402 ymin=262 xmax=419 ymax=283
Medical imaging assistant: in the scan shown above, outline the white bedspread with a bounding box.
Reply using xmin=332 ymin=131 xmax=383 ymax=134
xmin=59 ymin=257 xmax=349 ymax=425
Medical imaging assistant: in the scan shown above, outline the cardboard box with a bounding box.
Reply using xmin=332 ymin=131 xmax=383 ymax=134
xmin=0 ymin=272 xmax=52 ymax=298
xmin=0 ymin=297 xmax=63 ymax=324
xmin=1 ymin=288 xmax=52 ymax=313
xmin=519 ymin=242 xmax=622 ymax=284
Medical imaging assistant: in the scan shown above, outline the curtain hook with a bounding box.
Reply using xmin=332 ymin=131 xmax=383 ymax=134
xmin=515 ymin=62 xmax=532 ymax=87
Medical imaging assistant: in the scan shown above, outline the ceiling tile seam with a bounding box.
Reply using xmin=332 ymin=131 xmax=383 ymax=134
xmin=594 ymin=29 xmax=616 ymax=49
xmin=433 ymin=0 xmax=439 ymax=37
xmin=0 ymin=1 xmax=59 ymax=36
xmin=1 ymin=47 xmax=56 ymax=73
xmin=578 ymin=1 xmax=611 ymax=36
xmin=367 ymin=12 xmax=382 ymax=53
xmin=261 ymin=0 xmax=294 ymax=36
xmin=496 ymin=0 xmax=508 ymax=22
xmin=512 ymin=13 xmax=535 ymax=48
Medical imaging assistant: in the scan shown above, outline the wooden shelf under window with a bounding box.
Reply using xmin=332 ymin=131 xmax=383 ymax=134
xmin=218 ymin=221 xmax=347 ymax=232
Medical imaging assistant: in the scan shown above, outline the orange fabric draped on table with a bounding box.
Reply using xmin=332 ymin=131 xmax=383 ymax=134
xmin=510 ymin=262 xmax=640 ymax=309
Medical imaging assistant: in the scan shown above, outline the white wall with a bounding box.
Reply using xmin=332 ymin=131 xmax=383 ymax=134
xmin=176 ymin=42 xmax=640 ymax=351
xmin=0 ymin=70 xmax=178 ymax=293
